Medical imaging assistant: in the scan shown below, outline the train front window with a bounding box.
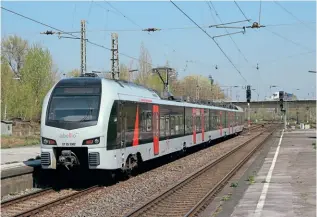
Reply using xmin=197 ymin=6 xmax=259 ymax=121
xmin=48 ymin=95 xmax=100 ymax=122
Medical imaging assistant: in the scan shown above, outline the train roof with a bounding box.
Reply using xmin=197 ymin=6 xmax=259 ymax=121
xmin=57 ymin=76 xmax=243 ymax=112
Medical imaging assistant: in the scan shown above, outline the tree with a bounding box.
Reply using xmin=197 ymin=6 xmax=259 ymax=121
xmin=172 ymin=75 xmax=225 ymax=101
xmin=67 ymin=69 xmax=81 ymax=77
xmin=119 ymin=63 xmax=129 ymax=81
xmin=18 ymin=44 xmax=55 ymax=120
xmin=1 ymin=58 xmax=16 ymax=119
xmin=135 ymin=42 xmax=152 ymax=85
xmin=1 ymin=35 xmax=28 ymax=76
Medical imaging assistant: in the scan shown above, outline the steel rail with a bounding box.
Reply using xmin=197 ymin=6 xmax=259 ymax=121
xmin=2 ymin=185 xmax=100 ymax=217
xmin=124 ymin=125 xmax=276 ymax=217
xmin=1 ymin=188 xmax=53 ymax=208
xmin=184 ymin=126 xmax=276 ymax=217
xmin=15 ymin=185 xmax=100 ymax=217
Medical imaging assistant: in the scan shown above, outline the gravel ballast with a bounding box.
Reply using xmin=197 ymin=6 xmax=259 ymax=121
xmin=1 ymin=188 xmax=42 ymax=203
xmin=34 ymin=132 xmax=261 ymax=217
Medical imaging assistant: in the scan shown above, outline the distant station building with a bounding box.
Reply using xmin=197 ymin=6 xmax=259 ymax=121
xmin=266 ymin=91 xmax=295 ymax=101
xmin=1 ymin=120 xmax=13 ymax=136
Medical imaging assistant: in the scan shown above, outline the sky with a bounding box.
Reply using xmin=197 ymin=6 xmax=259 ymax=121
xmin=1 ymin=1 xmax=316 ymax=101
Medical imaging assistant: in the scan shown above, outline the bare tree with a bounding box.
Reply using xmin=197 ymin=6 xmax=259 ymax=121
xmin=1 ymin=35 xmax=28 ymax=76
xmin=136 ymin=42 xmax=152 ymax=85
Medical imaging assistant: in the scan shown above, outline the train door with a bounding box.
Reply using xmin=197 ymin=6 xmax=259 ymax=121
xmin=119 ymin=101 xmax=127 ymax=166
xmin=152 ymin=105 xmax=160 ymax=155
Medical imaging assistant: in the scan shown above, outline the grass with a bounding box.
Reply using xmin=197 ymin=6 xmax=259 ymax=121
xmin=230 ymin=182 xmax=239 ymax=188
xmin=247 ymin=175 xmax=256 ymax=184
xmin=221 ymin=193 xmax=232 ymax=201
xmin=1 ymin=135 xmax=40 ymax=149
xmin=211 ymin=206 xmax=223 ymax=217
xmin=312 ymin=142 xmax=316 ymax=150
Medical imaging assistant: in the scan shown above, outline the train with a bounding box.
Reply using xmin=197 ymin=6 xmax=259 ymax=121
xmin=40 ymin=74 xmax=245 ymax=173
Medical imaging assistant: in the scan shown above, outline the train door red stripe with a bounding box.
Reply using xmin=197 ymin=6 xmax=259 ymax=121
xmin=201 ymin=108 xmax=204 ymax=141
xmin=228 ymin=112 xmax=230 ymax=134
xmin=153 ymin=105 xmax=159 ymax=155
xmin=132 ymin=105 xmax=139 ymax=146
xmin=192 ymin=108 xmax=196 ymax=144
xmin=220 ymin=111 xmax=223 ymax=136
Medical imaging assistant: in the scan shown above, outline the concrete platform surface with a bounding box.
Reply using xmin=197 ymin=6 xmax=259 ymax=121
xmin=230 ymin=129 xmax=316 ymax=217
xmin=1 ymin=145 xmax=40 ymax=165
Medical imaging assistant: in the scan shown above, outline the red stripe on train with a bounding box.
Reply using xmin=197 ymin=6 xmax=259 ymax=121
xmin=132 ymin=105 xmax=139 ymax=146
xmin=153 ymin=105 xmax=159 ymax=155
xmin=192 ymin=108 xmax=196 ymax=144
xmin=201 ymin=108 xmax=204 ymax=141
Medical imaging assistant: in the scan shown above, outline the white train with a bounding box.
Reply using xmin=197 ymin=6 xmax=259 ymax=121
xmin=40 ymin=74 xmax=244 ymax=172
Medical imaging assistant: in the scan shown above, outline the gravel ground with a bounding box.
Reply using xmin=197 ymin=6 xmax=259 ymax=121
xmin=34 ymin=132 xmax=262 ymax=217
xmin=1 ymin=187 xmax=42 ymax=203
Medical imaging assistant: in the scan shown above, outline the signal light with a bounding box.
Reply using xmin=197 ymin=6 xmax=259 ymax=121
xmin=246 ymin=85 xmax=251 ymax=102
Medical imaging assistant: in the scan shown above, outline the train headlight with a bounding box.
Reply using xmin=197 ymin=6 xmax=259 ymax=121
xmin=83 ymin=137 xmax=100 ymax=145
xmin=42 ymin=137 xmax=56 ymax=145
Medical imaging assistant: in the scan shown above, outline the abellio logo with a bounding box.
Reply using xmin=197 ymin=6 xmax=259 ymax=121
xmin=59 ymin=132 xmax=79 ymax=138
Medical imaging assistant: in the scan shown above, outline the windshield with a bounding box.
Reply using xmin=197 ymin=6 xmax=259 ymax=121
xmin=48 ymin=95 xmax=100 ymax=122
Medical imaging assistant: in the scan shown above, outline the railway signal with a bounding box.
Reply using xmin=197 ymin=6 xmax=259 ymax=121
xmin=246 ymin=85 xmax=251 ymax=102
xmin=279 ymin=91 xmax=284 ymax=111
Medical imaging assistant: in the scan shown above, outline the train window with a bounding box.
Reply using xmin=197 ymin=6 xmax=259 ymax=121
xmin=196 ymin=116 xmax=201 ymax=133
xmin=170 ymin=116 xmax=175 ymax=136
xmin=185 ymin=108 xmax=192 ymax=134
xmin=221 ymin=111 xmax=226 ymax=127
xmin=160 ymin=116 xmax=165 ymax=137
xmin=204 ymin=109 xmax=209 ymax=131
xmin=179 ymin=115 xmax=184 ymax=133
xmin=146 ymin=113 xmax=152 ymax=132
xmin=165 ymin=115 xmax=170 ymax=137
xmin=209 ymin=110 xmax=217 ymax=130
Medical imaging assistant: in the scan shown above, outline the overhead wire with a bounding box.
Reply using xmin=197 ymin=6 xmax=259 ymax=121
xmin=273 ymin=1 xmax=314 ymax=32
xmin=208 ymin=1 xmax=249 ymax=63
xmin=170 ymin=0 xmax=248 ymax=84
xmin=259 ymin=0 xmax=262 ymax=25
xmin=264 ymin=28 xmax=314 ymax=52
xmin=234 ymin=1 xmax=250 ymax=22
xmin=232 ymin=0 xmax=265 ymax=98
xmin=14 ymin=21 xmax=315 ymax=34
xmin=1 ymin=6 xmax=154 ymax=67
xmin=102 ymin=1 xmax=217 ymax=71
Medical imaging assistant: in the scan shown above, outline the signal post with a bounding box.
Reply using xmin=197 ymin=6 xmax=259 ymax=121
xmin=246 ymin=85 xmax=251 ymax=134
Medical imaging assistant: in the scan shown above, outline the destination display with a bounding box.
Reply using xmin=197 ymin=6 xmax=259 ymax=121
xmin=54 ymin=87 xmax=101 ymax=95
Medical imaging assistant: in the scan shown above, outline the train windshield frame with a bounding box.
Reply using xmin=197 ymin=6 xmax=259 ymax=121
xmin=45 ymin=85 xmax=102 ymax=130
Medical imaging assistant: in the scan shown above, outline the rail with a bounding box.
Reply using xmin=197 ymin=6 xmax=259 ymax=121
xmin=124 ymin=124 xmax=277 ymax=217
xmin=1 ymin=185 xmax=101 ymax=217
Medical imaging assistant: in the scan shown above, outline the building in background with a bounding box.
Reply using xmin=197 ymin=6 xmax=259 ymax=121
xmin=266 ymin=91 xmax=295 ymax=101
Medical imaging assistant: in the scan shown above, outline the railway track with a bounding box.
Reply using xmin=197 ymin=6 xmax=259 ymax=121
xmin=1 ymin=185 xmax=100 ymax=217
xmin=124 ymin=124 xmax=277 ymax=217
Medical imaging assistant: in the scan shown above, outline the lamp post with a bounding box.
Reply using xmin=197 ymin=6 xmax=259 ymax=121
xmin=208 ymin=75 xmax=214 ymax=100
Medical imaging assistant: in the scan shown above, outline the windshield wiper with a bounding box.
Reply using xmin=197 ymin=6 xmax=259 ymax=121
xmin=79 ymin=108 xmax=93 ymax=122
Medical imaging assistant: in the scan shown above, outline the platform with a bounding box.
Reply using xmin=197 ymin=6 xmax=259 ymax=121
xmin=1 ymin=146 xmax=41 ymax=197
xmin=227 ymin=129 xmax=316 ymax=217
xmin=1 ymin=145 xmax=40 ymax=165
